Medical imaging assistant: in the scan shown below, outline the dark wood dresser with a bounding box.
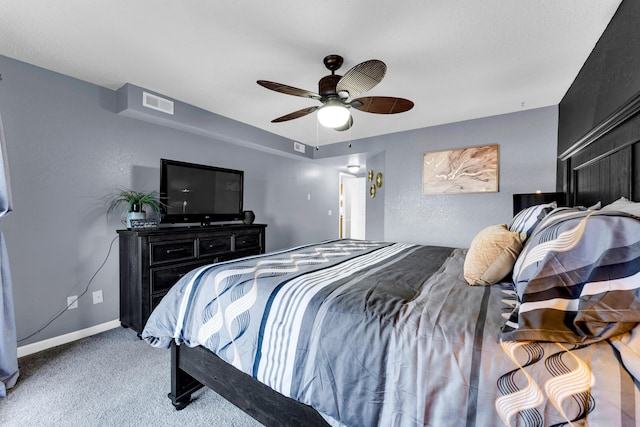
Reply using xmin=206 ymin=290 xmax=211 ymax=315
xmin=117 ymin=224 xmax=266 ymax=333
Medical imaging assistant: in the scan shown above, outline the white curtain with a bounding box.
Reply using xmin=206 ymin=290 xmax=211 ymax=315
xmin=0 ymin=113 xmax=18 ymax=398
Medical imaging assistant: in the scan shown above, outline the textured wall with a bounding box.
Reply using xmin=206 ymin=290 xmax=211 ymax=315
xmin=365 ymin=151 xmax=386 ymax=241
xmin=380 ymin=107 xmax=558 ymax=248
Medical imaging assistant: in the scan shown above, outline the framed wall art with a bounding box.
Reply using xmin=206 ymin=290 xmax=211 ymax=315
xmin=422 ymin=144 xmax=498 ymax=195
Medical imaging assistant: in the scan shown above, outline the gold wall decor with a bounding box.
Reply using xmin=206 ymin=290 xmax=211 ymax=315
xmin=422 ymin=144 xmax=498 ymax=195
xmin=368 ymin=170 xmax=383 ymax=197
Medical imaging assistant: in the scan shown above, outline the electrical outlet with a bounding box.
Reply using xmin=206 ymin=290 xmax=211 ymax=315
xmin=92 ymin=290 xmax=103 ymax=304
xmin=67 ymin=295 xmax=78 ymax=310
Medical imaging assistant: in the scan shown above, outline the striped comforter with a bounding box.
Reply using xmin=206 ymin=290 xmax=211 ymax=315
xmin=142 ymin=238 xmax=640 ymax=426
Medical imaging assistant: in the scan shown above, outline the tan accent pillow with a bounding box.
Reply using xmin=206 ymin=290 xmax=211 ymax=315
xmin=464 ymin=224 xmax=523 ymax=286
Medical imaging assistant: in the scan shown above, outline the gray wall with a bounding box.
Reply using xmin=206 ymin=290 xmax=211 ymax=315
xmin=364 ymin=152 xmax=385 ymax=241
xmin=363 ymin=106 xmax=558 ymax=248
xmin=316 ymin=107 xmax=559 ymax=248
xmin=0 ymin=56 xmax=339 ymax=346
xmin=0 ymin=54 xmax=559 ymax=348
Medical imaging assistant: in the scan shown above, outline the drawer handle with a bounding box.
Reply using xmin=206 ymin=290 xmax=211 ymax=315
xmin=166 ymin=248 xmax=186 ymax=254
xmin=208 ymin=243 xmax=226 ymax=249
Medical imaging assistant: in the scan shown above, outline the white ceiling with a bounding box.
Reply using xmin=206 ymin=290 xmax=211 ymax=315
xmin=0 ymin=1 xmax=622 ymax=147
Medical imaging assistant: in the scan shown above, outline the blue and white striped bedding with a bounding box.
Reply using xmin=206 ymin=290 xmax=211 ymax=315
xmin=142 ymin=238 xmax=640 ymax=426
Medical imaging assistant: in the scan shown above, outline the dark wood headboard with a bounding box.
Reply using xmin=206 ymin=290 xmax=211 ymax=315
xmin=558 ymin=90 xmax=640 ymax=207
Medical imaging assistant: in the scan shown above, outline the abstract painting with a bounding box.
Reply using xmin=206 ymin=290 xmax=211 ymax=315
xmin=422 ymin=144 xmax=498 ymax=194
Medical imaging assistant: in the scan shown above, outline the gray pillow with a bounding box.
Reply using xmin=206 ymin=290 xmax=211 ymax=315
xmin=508 ymin=202 xmax=556 ymax=241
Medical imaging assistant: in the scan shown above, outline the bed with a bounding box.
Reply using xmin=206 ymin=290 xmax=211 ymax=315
xmin=141 ymin=98 xmax=640 ymax=425
xmin=143 ymin=228 xmax=640 ymax=426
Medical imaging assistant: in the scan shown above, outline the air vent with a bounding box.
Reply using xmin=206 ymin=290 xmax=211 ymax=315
xmin=142 ymin=91 xmax=174 ymax=115
xmin=293 ymin=141 xmax=306 ymax=153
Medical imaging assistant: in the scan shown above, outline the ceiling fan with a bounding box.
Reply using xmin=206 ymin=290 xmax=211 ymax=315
xmin=257 ymin=54 xmax=414 ymax=131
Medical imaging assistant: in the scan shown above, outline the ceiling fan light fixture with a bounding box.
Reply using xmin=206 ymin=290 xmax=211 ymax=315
xmin=317 ymin=101 xmax=350 ymax=128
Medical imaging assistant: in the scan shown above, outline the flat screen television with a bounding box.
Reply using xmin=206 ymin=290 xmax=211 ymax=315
xmin=160 ymin=158 xmax=244 ymax=225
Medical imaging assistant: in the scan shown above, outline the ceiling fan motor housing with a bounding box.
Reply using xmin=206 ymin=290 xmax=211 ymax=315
xmin=319 ymin=75 xmax=342 ymax=98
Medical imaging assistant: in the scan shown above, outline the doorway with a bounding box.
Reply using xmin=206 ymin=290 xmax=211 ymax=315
xmin=340 ymin=174 xmax=366 ymax=239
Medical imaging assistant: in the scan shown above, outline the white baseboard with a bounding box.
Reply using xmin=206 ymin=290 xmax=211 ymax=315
xmin=17 ymin=319 xmax=121 ymax=358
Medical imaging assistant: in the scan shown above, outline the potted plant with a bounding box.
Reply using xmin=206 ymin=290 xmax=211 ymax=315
xmin=106 ymin=188 xmax=163 ymax=228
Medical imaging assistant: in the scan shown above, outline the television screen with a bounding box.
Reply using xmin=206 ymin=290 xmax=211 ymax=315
xmin=160 ymin=159 xmax=244 ymax=224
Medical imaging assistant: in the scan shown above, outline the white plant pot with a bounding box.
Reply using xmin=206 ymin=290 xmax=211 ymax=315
xmin=126 ymin=211 xmax=146 ymax=228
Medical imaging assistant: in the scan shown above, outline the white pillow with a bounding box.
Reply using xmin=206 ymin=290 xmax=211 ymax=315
xmin=601 ymin=197 xmax=640 ymax=216
xmin=588 ymin=201 xmax=602 ymax=210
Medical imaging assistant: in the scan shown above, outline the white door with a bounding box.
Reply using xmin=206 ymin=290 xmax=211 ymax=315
xmin=341 ymin=175 xmax=366 ymax=239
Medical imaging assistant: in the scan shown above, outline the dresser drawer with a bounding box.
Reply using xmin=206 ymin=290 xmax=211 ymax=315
xmin=150 ymin=261 xmax=209 ymax=294
xmin=118 ymin=224 xmax=266 ymax=334
xmin=199 ymin=235 xmax=232 ymax=256
xmin=234 ymin=247 xmax=262 ymax=258
xmin=235 ymin=232 xmax=261 ymax=251
xmin=150 ymin=239 xmax=196 ymax=265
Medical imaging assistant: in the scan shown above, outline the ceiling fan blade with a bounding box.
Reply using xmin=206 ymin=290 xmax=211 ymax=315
xmin=336 ymin=60 xmax=386 ymax=99
xmin=334 ymin=115 xmax=353 ymax=132
xmin=351 ymin=96 xmax=414 ymax=114
xmin=271 ymin=106 xmax=319 ymax=123
xmin=257 ymin=80 xmax=321 ymax=100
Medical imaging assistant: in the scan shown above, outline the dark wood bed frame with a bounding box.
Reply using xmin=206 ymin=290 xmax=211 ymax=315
xmin=167 ymin=92 xmax=640 ymax=425
xmin=558 ymin=90 xmax=640 ymax=208
xmin=169 ymin=342 xmax=330 ymax=426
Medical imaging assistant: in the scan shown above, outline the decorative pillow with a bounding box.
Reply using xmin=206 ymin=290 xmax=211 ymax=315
xmin=601 ymin=196 xmax=640 ymax=216
xmin=508 ymin=202 xmax=557 ymax=241
xmin=464 ymin=224 xmax=523 ymax=286
xmin=588 ymin=201 xmax=602 ymax=210
xmin=502 ymin=209 xmax=640 ymax=344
